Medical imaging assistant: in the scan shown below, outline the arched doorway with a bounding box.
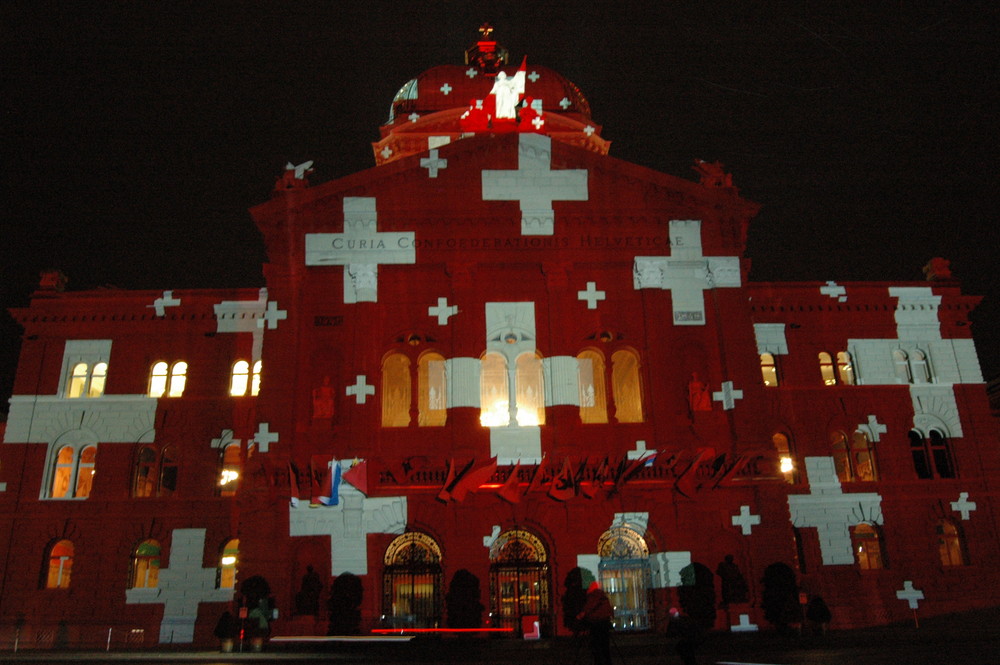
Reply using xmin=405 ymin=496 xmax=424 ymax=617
xmin=382 ymin=532 xmax=443 ymax=628
xmin=489 ymin=529 xmax=552 ymax=636
xmin=598 ymin=526 xmax=652 ymax=630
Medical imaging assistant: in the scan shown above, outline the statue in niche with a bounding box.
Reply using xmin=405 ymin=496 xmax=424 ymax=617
xmin=715 ymin=554 xmax=749 ymax=606
xmin=312 ymin=377 xmax=335 ymax=419
xmin=294 ymin=565 xmax=323 ymax=616
xmin=688 ymin=373 xmax=712 ymax=412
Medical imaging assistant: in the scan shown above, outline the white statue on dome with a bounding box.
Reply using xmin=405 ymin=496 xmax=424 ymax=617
xmin=490 ymin=58 xmax=526 ymax=119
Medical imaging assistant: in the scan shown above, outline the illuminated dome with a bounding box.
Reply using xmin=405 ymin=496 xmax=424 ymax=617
xmin=373 ymin=28 xmax=608 ymax=166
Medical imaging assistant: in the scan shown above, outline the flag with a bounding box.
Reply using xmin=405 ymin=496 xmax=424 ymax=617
xmin=318 ymin=462 xmax=342 ymax=506
xmin=548 ymin=457 xmax=576 ymax=501
xmin=711 ymin=453 xmax=750 ymax=488
xmin=288 ymin=461 xmax=300 ymax=507
xmin=451 ymin=458 xmax=498 ymax=502
xmin=579 ymin=457 xmax=607 ymax=499
xmin=497 ymin=462 xmax=523 ymax=503
xmin=674 ymin=448 xmax=715 ymax=498
xmin=611 ymin=451 xmax=658 ymax=495
xmin=526 ymin=455 xmax=551 ymax=495
xmin=438 ymin=458 xmax=474 ymax=502
xmin=342 ymin=459 xmax=368 ymax=495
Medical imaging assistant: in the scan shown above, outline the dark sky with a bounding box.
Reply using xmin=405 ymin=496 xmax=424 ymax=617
xmin=3 ymin=2 xmax=999 ymax=411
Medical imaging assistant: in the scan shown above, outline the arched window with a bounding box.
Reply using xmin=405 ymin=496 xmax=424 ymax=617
xmin=818 ymin=352 xmax=836 ymax=386
xmin=382 ymin=532 xmax=443 ymax=629
xmin=611 ymin=349 xmax=643 ymax=423
xmin=218 ymin=444 xmax=241 ymax=496
xmin=832 ymin=431 xmax=878 ymax=482
xmin=893 ymin=350 xmax=911 ymax=383
xmin=49 ymin=444 xmax=97 ymax=499
xmin=251 ymin=360 xmax=262 ymax=396
xmin=149 ymin=361 xmax=187 ymax=398
xmin=772 ymin=433 xmax=796 ymax=483
xmin=66 ymin=362 xmax=107 ymax=398
xmin=129 ymin=539 xmax=161 ymax=589
xmin=489 ymin=529 xmax=551 ymax=637
xmin=149 ymin=362 xmax=169 ymax=397
xmin=578 ymin=350 xmax=608 ymax=423
xmin=381 ymin=352 xmax=412 ymax=427
xmin=836 ymin=351 xmax=855 ymax=385
xmin=418 ymin=353 xmax=447 ymax=426
xmin=45 ymin=540 xmax=74 ymax=589
xmin=132 ymin=446 xmax=179 ymax=498
xmin=480 ymin=353 xmax=510 ymax=427
xmin=760 ymin=353 xmax=778 ymax=387
xmin=597 ymin=527 xmax=651 ymax=631
xmin=515 ymin=352 xmax=545 ymax=426
xmin=230 ymin=361 xmax=250 ymax=396
xmin=851 ymin=523 xmax=884 ymax=570
xmin=218 ymin=539 xmax=239 ymax=589
xmin=910 ymin=429 xmax=955 ymax=479
xmin=936 ymin=520 xmax=966 ymax=567
xmin=910 ymin=350 xmax=931 ymax=383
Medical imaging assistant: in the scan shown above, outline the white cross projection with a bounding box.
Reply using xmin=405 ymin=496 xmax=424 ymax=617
xmin=420 ymin=149 xmax=448 ymax=178
xmin=577 ymin=282 xmax=606 ymax=309
xmin=251 ymin=422 xmax=279 ymax=453
xmin=731 ymin=505 xmax=761 ymax=535
xmin=346 ymin=375 xmax=375 ymax=404
xmin=428 ymin=297 xmax=458 ymax=325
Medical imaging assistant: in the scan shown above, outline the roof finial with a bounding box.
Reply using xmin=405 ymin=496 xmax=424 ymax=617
xmin=465 ymin=23 xmax=509 ymax=76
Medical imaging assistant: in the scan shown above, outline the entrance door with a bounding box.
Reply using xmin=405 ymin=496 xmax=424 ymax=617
xmin=598 ymin=526 xmax=652 ymax=631
xmin=488 ymin=529 xmax=551 ymax=636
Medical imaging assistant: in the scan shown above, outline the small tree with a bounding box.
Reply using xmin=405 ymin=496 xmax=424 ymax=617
xmin=761 ymin=563 xmax=801 ymax=633
xmin=445 ymin=568 xmax=484 ymax=628
xmin=561 ymin=567 xmax=588 ymax=634
xmin=678 ymin=562 xmax=717 ymax=630
xmin=239 ymin=575 xmax=273 ymax=639
xmin=327 ymin=572 xmax=363 ymax=635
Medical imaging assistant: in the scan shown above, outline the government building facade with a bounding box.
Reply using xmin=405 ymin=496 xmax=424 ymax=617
xmin=3 ymin=31 xmax=999 ymax=648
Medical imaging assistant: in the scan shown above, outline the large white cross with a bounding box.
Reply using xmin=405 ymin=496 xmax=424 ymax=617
xmin=860 ymin=414 xmax=888 ymax=441
xmin=251 ymin=422 xmax=279 ymax=453
xmin=731 ymin=505 xmax=761 ymax=535
xmin=305 ymin=197 xmax=415 ymax=303
xmin=420 ymin=149 xmax=448 ymax=178
xmin=633 ymin=220 xmax=741 ymax=325
xmin=482 ymin=133 xmax=588 ymax=236
xmin=627 ymin=440 xmax=657 ymax=461
xmin=713 ymin=381 xmax=744 ymax=410
xmin=346 ymin=375 xmax=375 ymax=404
xmin=951 ymin=492 xmax=977 ymax=520
xmin=577 ymin=281 xmax=606 ymax=309
xmin=896 ymin=580 xmax=924 ymax=609
xmin=820 ymin=281 xmax=848 ymax=302
xmin=149 ymin=290 xmax=181 ymax=317
xmin=428 ymin=297 xmax=458 ymax=325
xmin=787 ymin=457 xmax=883 ymax=565
xmin=125 ymin=529 xmax=233 ymax=643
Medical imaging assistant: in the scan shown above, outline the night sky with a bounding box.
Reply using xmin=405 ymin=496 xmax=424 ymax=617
xmin=3 ymin=2 xmax=998 ymax=411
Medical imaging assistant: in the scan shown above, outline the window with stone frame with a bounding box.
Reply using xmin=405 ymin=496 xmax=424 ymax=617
xmin=47 ymin=444 xmax=97 ymax=499
xmin=771 ymin=432 xmax=797 ymax=483
xmin=44 ymin=540 xmax=74 ymax=589
xmin=578 ymin=349 xmax=608 ymax=423
xmin=60 ymin=340 xmax=111 ymax=398
xmin=760 ymin=353 xmax=779 ymax=387
xmin=217 ymin=539 xmax=239 ymax=589
xmin=417 ymin=352 xmax=447 ymax=426
xmin=908 ymin=429 xmax=956 ymax=479
xmin=936 ymin=520 xmax=967 ymax=567
xmin=132 ymin=445 xmax=179 ymax=498
xmin=611 ymin=348 xmax=643 ymax=423
xmin=381 ymin=352 xmax=412 ymax=427
xmin=218 ymin=444 xmax=241 ymax=496
xmin=148 ymin=361 xmax=188 ymax=398
xmin=831 ymin=430 xmax=878 ymax=482
xmin=129 ymin=539 xmax=161 ymax=589
xmin=851 ymin=523 xmax=885 ymax=570
xmin=229 ymin=360 xmax=262 ymax=397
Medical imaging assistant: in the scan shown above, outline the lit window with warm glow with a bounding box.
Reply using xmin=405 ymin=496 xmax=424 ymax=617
xmin=832 ymin=430 xmax=877 ymax=482
xmin=382 ymin=353 xmax=412 ymax=427
xmin=130 ymin=540 xmax=161 ymax=589
xmin=818 ymin=352 xmax=836 ymax=386
xmin=836 ymin=351 xmax=855 ymax=385
xmin=218 ymin=539 xmax=239 ymax=589
xmin=480 ymin=353 xmax=510 ymax=427
xmin=132 ymin=445 xmax=178 ymax=498
xmin=149 ymin=362 xmax=169 ymax=397
xmin=49 ymin=445 xmax=97 ymax=499
xmin=418 ymin=352 xmax=447 ymax=426
xmin=760 ymin=353 xmax=778 ymax=387
xmin=218 ymin=444 xmax=241 ymax=496
xmin=45 ymin=540 xmax=74 ymax=589
xmin=168 ymin=362 xmax=187 ymax=396
xmin=515 ymin=352 xmax=545 ymax=426
xmin=578 ymin=350 xmax=608 ymax=423
xmin=251 ymin=360 xmax=262 ymax=396
xmin=148 ymin=361 xmax=188 ymax=398
xmin=611 ymin=349 xmax=643 ymax=423
xmin=230 ymin=361 xmax=249 ymax=396
xmin=66 ymin=362 xmax=107 ymax=398
xmin=851 ymin=523 xmax=884 ymax=570
xmin=771 ymin=433 xmax=796 ymax=483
